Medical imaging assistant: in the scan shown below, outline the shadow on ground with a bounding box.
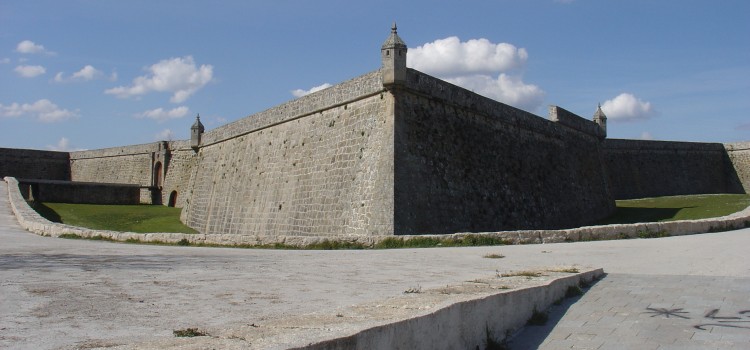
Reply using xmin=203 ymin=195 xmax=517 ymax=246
xmin=507 ymin=274 xmax=607 ymax=349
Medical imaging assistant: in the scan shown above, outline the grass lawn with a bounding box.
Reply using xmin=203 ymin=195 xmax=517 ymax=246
xmin=598 ymin=194 xmax=750 ymax=225
xmin=30 ymin=202 xmax=198 ymax=234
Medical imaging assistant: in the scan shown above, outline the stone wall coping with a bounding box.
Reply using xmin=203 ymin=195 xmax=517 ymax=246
xmin=0 ymin=147 xmax=70 ymax=157
xmin=402 ymin=69 xmax=601 ymax=141
xmin=16 ymin=178 xmax=144 ymax=188
xmin=197 ymin=70 xmax=385 ymax=147
xmin=604 ymin=138 xmax=726 ymax=151
xmin=69 ymin=142 xmax=162 ymax=159
xmin=6 ymin=176 xmax=749 ymax=247
xmin=725 ymin=142 xmax=750 ymax=151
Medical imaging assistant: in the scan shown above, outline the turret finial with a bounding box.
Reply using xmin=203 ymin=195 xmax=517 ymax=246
xmin=392 ymin=22 xmax=397 ymax=34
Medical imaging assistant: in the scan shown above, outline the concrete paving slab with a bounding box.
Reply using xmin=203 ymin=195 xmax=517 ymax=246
xmin=2 ymin=181 xmax=750 ymax=349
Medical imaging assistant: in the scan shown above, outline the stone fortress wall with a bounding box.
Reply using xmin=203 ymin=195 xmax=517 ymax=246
xmin=179 ymin=71 xmax=394 ymax=237
xmin=725 ymin=142 xmax=750 ymax=193
xmin=601 ymin=139 xmax=744 ymax=200
xmin=393 ymin=70 xmax=614 ymax=234
xmin=1 ymin=26 xmax=748 ymax=240
xmin=0 ymin=148 xmax=70 ymax=181
xmin=69 ymin=142 xmax=171 ymax=203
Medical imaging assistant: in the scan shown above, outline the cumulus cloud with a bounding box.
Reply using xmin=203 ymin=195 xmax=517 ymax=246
xmin=407 ymin=36 xmax=544 ymax=111
xmin=640 ymin=131 xmax=654 ymax=140
xmin=15 ymin=65 xmax=46 ymax=78
xmin=47 ymin=137 xmax=84 ymax=152
xmin=601 ymin=93 xmax=654 ymax=122
xmin=408 ymin=37 xmax=527 ymax=77
xmin=155 ymin=129 xmax=175 ymax=141
xmin=55 ymin=65 xmax=105 ymax=82
xmin=447 ymin=74 xmax=544 ymax=111
xmin=291 ymin=83 xmax=332 ymax=98
xmin=134 ymin=106 xmax=190 ymax=123
xmin=0 ymin=99 xmax=79 ymax=122
xmin=15 ymin=40 xmax=55 ymax=55
xmin=105 ymin=56 xmax=213 ymax=103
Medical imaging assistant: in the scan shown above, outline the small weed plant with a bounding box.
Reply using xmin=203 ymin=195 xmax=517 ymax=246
xmin=527 ymin=308 xmax=549 ymax=326
xmin=403 ymin=285 xmax=422 ymax=294
xmin=499 ymin=270 xmax=543 ymax=278
xmin=173 ymin=328 xmax=207 ymax=337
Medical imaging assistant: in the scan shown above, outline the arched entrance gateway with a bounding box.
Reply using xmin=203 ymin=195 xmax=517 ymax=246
xmin=151 ymin=161 xmax=163 ymax=205
xmin=168 ymin=191 xmax=177 ymax=207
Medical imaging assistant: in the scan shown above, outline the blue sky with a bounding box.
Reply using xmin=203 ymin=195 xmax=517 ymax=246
xmin=1 ymin=0 xmax=748 ymax=151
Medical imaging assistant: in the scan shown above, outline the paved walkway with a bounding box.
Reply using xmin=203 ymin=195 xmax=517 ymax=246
xmin=510 ymin=274 xmax=750 ymax=349
xmin=1 ymin=181 xmax=749 ymax=349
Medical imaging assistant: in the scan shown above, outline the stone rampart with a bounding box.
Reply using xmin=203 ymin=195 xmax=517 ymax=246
xmin=393 ymin=70 xmax=614 ymax=234
xmin=548 ymin=105 xmax=605 ymax=139
xmin=726 ymin=142 xmax=750 ymax=193
xmin=199 ymin=71 xmax=385 ymax=146
xmin=69 ymin=143 xmax=157 ymax=186
xmin=602 ymin=139 xmax=742 ymax=199
xmin=7 ymin=176 xmax=749 ymax=248
xmin=17 ymin=179 xmax=141 ymax=205
xmin=161 ymin=140 xmax=196 ymax=209
xmin=0 ymin=147 xmax=70 ymax=180
xmin=69 ymin=142 xmax=170 ymax=203
xmin=180 ymin=72 xmax=395 ymax=237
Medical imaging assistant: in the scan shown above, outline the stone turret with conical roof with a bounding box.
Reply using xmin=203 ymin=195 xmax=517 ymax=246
xmin=190 ymin=114 xmax=205 ymax=151
xmin=593 ymin=104 xmax=607 ymax=139
xmin=381 ymin=23 xmax=407 ymax=86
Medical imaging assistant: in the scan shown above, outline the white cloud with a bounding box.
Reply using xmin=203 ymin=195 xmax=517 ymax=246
xmin=14 ymin=65 xmax=46 ymax=78
xmin=55 ymin=65 xmax=104 ymax=82
xmin=15 ymin=40 xmax=55 ymax=55
xmin=408 ymin=37 xmax=527 ymax=77
xmin=105 ymin=56 xmax=213 ymax=103
xmin=291 ymin=83 xmax=332 ymax=98
xmin=447 ymin=74 xmax=544 ymax=111
xmin=640 ymin=131 xmax=654 ymax=140
xmin=47 ymin=137 xmax=84 ymax=152
xmin=73 ymin=65 xmax=103 ymax=80
xmin=135 ymin=106 xmax=190 ymax=123
xmin=601 ymin=93 xmax=654 ymax=122
xmin=407 ymin=36 xmax=544 ymax=111
xmin=155 ymin=129 xmax=175 ymax=141
xmin=0 ymin=58 xmax=10 ymax=64
xmin=0 ymin=99 xmax=79 ymax=122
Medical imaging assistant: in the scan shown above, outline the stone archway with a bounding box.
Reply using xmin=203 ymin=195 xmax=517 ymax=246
xmin=168 ymin=191 xmax=178 ymax=207
xmin=151 ymin=161 xmax=163 ymax=205
xmin=153 ymin=162 xmax=163 ymax=189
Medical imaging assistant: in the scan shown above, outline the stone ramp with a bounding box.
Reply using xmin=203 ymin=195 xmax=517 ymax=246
xmin=107 ymin=269 xmax=602 ymax=350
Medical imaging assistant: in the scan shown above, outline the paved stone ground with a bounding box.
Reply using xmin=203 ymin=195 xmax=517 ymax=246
xmin=1 ymin=181 xmax=749 ymax=349
xmin=510 ymin=274 xmax=750 ymax=349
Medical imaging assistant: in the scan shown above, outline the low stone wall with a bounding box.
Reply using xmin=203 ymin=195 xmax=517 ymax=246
xmin=295 ymin=268 xmax=604 ymax=350
xmin=17 ymin=179 xmax=141 ymax=205
xmin=7 ymin=177 xmax=749 ymax=247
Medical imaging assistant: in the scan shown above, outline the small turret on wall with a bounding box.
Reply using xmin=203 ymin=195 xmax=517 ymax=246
xmin=593 ymin=104 xmax=607 ymax=139
xmin=190 ymin=114 xmax=205 ymax=151
xmin=381 ymin=23 xmax=407 ymax=86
